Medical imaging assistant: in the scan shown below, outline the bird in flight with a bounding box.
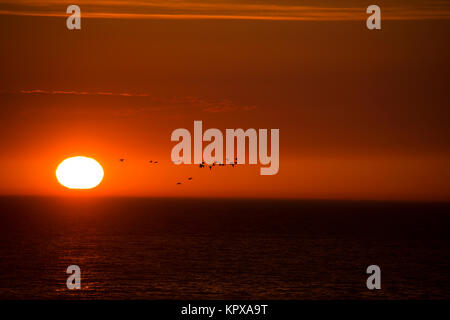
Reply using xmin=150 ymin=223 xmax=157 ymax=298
xmin=119 ymin=158 xmax=125 ymax=162
xmin=188 ymin=177 xmax=193 ymax=180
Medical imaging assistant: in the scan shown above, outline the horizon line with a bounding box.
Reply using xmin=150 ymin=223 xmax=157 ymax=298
xmin=1 ymin=194 xmax=449 ymax=204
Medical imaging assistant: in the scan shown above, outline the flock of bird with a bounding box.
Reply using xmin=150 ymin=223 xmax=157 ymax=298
xmin=120 ymin=158 xmax=158 ymax=164
xmin=118 ymin=157 xmax=239 ymax=185
xmin=198 ymin=158 xmax=238 ymax=170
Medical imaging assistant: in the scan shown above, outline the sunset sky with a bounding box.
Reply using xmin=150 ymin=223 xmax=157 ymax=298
xmin=0 ymin=0 xmax=449 ymax=200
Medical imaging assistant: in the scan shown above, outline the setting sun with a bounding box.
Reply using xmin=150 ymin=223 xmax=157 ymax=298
xmin=56 ymin=156 xmax=104 ymax=189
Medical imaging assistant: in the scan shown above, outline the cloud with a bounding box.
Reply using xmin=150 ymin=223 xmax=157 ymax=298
xmin=14 ymin=89 xmax=254 ymax=113
xmin=0 ymin=0 xmax=449 ymax=21
xmin=19 ymin=89 xmax=149 ymax=97
xmin=160 ymin=96 xmax=256 ymax=113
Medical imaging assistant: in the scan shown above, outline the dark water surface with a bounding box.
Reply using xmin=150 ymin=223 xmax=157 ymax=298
xmin=0 ymin=197 xmax=449 ymax=299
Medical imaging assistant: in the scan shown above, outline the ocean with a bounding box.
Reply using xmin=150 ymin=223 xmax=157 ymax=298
xmin=0 ymin=197 xmax=449 ymax=299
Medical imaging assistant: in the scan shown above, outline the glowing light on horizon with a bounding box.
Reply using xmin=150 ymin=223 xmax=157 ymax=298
xmin=56 ymin=156 xmax=104 ymax=189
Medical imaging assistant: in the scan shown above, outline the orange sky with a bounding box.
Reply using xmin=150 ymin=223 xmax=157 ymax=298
xmin=0 ymin=0 xmax=450 ymax=200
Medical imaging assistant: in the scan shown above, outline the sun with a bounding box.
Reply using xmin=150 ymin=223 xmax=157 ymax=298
xmin=56 ymin=156 xmax=104 ymax=189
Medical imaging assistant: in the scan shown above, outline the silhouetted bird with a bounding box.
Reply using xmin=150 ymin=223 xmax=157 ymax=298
xmin=154 ymin=161 xmax=158 ymax=164
xmin=188 ymin=177 xmax=192 ymax=180
xmin=176 ymin=182 xmax=181 ymax=185
xmin=119 ymin=158 xmax=125 ymax=162
xmin=149 ymin=160 xmax=153 ymax=163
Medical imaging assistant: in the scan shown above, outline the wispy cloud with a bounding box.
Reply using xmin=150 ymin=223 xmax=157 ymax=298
xmin=0 ymin=0 xmax=449 ymax=21
xmin=19 ymin=89 xmax=149 ymax=97
xmin=14 ymin=89 xmax=255 ymax=113
xmin=167 ymin=96 xmax=256 ymax=113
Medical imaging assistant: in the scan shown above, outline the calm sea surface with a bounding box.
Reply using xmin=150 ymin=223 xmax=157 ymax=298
xmin=0 ymin=197 xmax=449 ymax=299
